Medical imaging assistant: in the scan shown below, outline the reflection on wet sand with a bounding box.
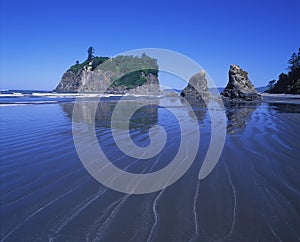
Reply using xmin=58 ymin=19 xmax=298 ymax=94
xmin=60 ymin=97 xmax=276 ymax=136
xmin=60 ymin=99 xmax=159 ymax=130
xmin=61 ymin=96 xmax=300 ymax=139
xmin=225 ymin=102 xmax=259 ymax=135
xmin=61 ymin=100 xmax=115 ymax=123
xmin=180 ymin=97 xmax=207 ymax=122
xmin=267 ymin=102 xmax=300 ymax=113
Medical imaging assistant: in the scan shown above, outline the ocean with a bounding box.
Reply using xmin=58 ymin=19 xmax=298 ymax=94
xmin=0 ymin=91 xmax=299 ymax=241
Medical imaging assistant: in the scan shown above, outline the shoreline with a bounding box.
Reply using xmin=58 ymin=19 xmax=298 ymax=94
xmin=260 ymin=93 xmax=300 ymax=104
xmin=260 ymin=92 xmax=300 ymax=98
xmin=1 ymin=91 xmax=300 ymax=106
xmin=0 ymin=92 xmax=164 ymax=98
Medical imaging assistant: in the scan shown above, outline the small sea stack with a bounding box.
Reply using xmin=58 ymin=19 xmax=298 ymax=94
xmin=180 ymin=70 xmax=210 ymax=104
xmin=221 ymin=65 xmax=261 ymax=101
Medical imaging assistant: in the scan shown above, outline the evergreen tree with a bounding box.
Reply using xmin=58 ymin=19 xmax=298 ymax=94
xmin=266 ymin=48 xmax=300 ymax=94
xmin=87 ymin=47 xmax=95 ymax=61
xmin=288 ymin=50 xmax=300 ymax=71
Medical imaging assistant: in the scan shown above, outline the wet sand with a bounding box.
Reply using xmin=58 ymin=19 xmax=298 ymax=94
xmin=0 ymin=96 xmax=299 ymax=241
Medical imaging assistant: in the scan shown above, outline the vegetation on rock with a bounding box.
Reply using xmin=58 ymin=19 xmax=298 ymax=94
xmin=107 ymin=54 xmax=158 ymax=89
xmin=68 ymin=48 xmax=109 ymax=73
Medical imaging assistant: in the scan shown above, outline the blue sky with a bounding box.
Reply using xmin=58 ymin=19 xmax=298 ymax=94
xmin=1 ymin=0 xmax=299 ymax=90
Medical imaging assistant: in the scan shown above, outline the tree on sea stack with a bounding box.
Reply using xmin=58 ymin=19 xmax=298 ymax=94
xmin=87 ymin=47 xmax=95 ymax=61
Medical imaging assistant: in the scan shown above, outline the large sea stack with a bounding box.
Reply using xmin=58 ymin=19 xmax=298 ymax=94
xmin=221 ymin=65 xmax=261 ymax=101
xmin=54 ymin=54 xmax=160 ymax=94
xmin=180 ymin=70 xmax=210 ymax=104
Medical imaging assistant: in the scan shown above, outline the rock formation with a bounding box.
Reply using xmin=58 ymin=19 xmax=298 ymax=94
xmin=221 ymin=65 xmax=261 ymax=101
xmin=55 ymin=68 xmax=116 ymax=93
xmin=180 ymin=70 xmax=210 ymax=103
xmin=54 ymin=54 xmax=160 ymax=94
xmin=55 ymin=69 xmax=84 ymax=93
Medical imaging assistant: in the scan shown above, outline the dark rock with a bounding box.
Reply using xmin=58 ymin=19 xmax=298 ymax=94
xmin=221 ymin=65 xmax=261 ymax=101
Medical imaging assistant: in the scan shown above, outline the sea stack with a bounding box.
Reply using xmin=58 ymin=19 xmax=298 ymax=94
xmin=221 ymin=65 xmax=261 ymax=101
xmin=180 ymin=70 xmax=210 ymax=103
xmin=54 ymin=53 xmax=160 ymax=94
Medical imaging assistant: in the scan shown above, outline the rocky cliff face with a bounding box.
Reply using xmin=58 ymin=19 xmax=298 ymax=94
xmin=55 ymin=68 xmax=117 ymax=93
xmin=180 ymin=70 xmax=210 ymax=103
xmin=55 ymin=69 xmax=160 ymax=94
xmin=55 ymin=69 xmax=84 ymax=93
xmin=221 ymin=65 xmax=261 ymax=101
